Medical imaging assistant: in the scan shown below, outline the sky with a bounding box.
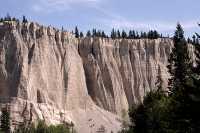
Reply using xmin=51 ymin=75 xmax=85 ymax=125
xmin=0 ymin=0 xmax=200 ymax=37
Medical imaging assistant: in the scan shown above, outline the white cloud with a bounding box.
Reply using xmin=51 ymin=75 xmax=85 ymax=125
xmin=93 ymin=7 xmax=199 ymax=33
xmin=32 ymin=0 xmax=100 ymax=13
xmin=101 ymin=18 xmax=198 ymax=32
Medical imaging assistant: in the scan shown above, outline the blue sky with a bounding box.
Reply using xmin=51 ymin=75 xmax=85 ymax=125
xmin=0 ymin=0 xmax=200 ymax=36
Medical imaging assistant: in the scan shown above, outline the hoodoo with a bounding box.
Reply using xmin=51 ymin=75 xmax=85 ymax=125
xmin=0 ymin=21 xmax=173 ymax=132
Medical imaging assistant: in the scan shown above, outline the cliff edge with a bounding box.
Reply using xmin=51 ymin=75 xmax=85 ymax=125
xmin=0 ymin=21 xmax=173 ymax=132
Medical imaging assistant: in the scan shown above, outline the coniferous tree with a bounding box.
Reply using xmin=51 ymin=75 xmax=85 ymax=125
xmin=168 ymin=23 xmax=192 ymax=91
xmin=4 ymin=13 xmax=11 ymax=21
xmin=86 ymin=30 xmax=91 ymax=37
xmin=128 ymin=30 xmax=133 ymax=39
xmin=126 ymin=24 xmax=200 ymax=133
xmin=22 ymin=16 xmax=28 ymax=23
xmin=192 ymin=35 xmax=196 ymax=44
xmin=92 ymin=29 xmax=97 ymax=37
xmin=136 ymin=31 xmax=140 ymax=39
xmin=1 ymin=108 xmax=10 ymax=133
xmin=121 ymin=30 xmax=127 ymax=38
xmin=75 ymin=26 xmax=79 ymax=38
xmin=12 ymin=17 xmax=16 ymax=22
xmin=173 ymin=24 xmax=200 ymax=132
xmin=167 ymin=23 xmax=193 ymax=132
xmin=101 ymin=31 xmax=106 ymax=38
xmin=97 ymin=30 xmax=102 ymax=37
xmin=148 ymin=30 xmax=153 ymax=39
xmin=117 ymin=30 xmax=121 ymax=38
xmin=111 ymin=28 xmax=116 ymax=39
xmin=132 ymin=30 xmax=136 ymax=39
xmin=153 ymin=30 xmax=159 ymax=39
xmin=160 ymin=33 xmax=163 ymax=38
xmin=80 ymin=32 xmax=84 ymax=38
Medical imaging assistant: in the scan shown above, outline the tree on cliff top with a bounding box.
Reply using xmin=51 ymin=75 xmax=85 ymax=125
xmin=111 ymin=28 xmax=116 ymax=39
xmin=122 ymin=30 xmax=127 ymax=38
xmin=75 ymin=26 xmax=79 ymax=38
xmin=86 ymin=30 xmax=91 ymax=37
xmin=22 ymin=16 xmax=28 ymax=23
xmin=80 ymin=32 xmax=84 ymax=38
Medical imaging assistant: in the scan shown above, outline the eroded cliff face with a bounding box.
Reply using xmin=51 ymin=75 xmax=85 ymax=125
xmin=0 ymin=22 xmax=173 ymax=132
xmin=79 ymin=38 xmax=172 ymax=115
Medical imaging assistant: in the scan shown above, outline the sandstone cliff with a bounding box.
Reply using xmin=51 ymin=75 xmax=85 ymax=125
xmin=0 ymin=21 xmax=173 ymax=132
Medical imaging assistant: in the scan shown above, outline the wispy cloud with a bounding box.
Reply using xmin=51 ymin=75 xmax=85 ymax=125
xmin=103 ymin=19 xmax=198 ymax=31
xmin=32 ymin=0 xmax=100 ymax=13
xmin=93 ymin=7 xmax=199 ymax=33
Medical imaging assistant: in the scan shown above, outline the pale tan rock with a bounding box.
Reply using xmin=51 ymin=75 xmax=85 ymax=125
xmin=0 ymin=22 xmax=173 ymax=132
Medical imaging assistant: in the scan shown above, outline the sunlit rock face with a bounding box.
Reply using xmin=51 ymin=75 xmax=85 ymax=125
xmin=79 ymin=38 xmax=172 ymax=114
xmin=0 ymin=21 xmax=173 ymax=132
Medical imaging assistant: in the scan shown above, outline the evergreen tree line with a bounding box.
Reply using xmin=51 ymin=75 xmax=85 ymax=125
xmin=0 ymin=14 xmax=165 ymax=40
xmin=74 ymin=27 xmax=108 ymax=38
xmin=0 ymin=14 xmax=28 ymax=23
xmin=110 ymin=29 xmax=163 ymax=39
xmin=74 ymin=26 xmax=166 ymax=39
xmin=187 ymin=35 xmax=200 ymax=44
xmin=121 ymin=23 xmax=200 ymax=133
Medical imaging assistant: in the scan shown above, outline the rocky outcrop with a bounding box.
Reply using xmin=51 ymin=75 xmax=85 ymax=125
xmin=0 ymin=21 xmax=173 ymax=132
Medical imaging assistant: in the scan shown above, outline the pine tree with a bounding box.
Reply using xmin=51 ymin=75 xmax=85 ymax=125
xmin=92 ymin=29 xmax=97 ymax=37
xmin=117 ymin=30 xmax=121 ymax=38
xmin=168 ymin=23 xmax=192 ymax=92
xmin=22 ymin=16 xmax=28 ymax=23
xmin=80 ymin=32 xmax=84 ymax=38
xmin=0 ymin=108 xmax=10 ymax=133
xmin=101 ymin=31 xmax=106 ymax=38
xmin=86 ymin=30 xmax=91 ymax=37
xmin=136 ymin=31 xmax=140 ymax=39
xmin=153 ymin=30 xmax=159 ymax=39
xmin=188 ymin=25 xmax=200 ymax=132
xmin=96 ymin=30 xmax=101 ymax=37
xmin=132 ymin=30 xmax=136 ymax=39
xmin=111 ymin=28 xmax=116 ymax=39
xmin=4 ymin=13 xmax=11 ymax=21
xmin=167 ymin=23 xmax=194 ymax=132
xmin=75 ymin=26 xmax=79 ymax=38
xmin=140 ymin=32 xmax=144 ymax=38
xmin=192 ymin=35 xmax=196 ymax=44
xmin=121 ymin=30 xmax=127 ymax=39
xmin=128 ymin=30 xmax=133 ymax=39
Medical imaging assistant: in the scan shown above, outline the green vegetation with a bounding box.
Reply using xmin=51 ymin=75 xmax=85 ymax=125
xmin=80 ymin=32 xmax=84 ymax=38
xmin=14 ymin=120 xmax=74 ymax=133
xmin=0 ymin=14 xmax=21 ymax=23
xmin=120 ymin=23 xmax=200 ymax=133
xmin=86 ymin=30 xmax=91 ymax=37
xmin=0 ymin=108 xmax=11 ymax=133
xmin=0 ymin=108 xmax=74 ymax=133
xmin=74 ymin=27 xmax=164 ymax=39
xmin=22 ymin=16 xmax=28 ymax=23
xmin=110 ymin=28 xmax=163 ymax=40
xmin=0 ymin=14 xmax=165 ymax=40
xmin=75 ymin=26 xmax=79 ymax=38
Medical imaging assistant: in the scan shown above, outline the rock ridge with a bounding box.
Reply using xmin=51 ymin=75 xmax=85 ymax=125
xmin=0 ymin=21 xmax=173 ymax=132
